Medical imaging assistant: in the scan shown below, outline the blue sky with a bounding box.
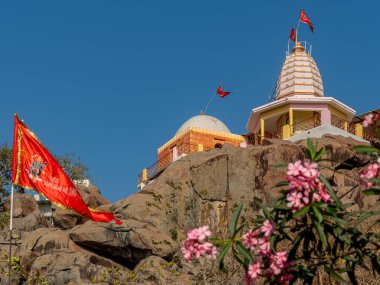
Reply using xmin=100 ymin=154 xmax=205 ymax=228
xmin=1 ymin=1 xmax=379 ymax=202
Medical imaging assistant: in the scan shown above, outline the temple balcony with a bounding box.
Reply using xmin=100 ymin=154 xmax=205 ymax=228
xmin=245 ymin=113 xmax=376 ymax=145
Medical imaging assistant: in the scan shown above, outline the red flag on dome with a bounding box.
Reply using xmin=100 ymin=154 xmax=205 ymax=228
xmin=216 ymin=85 xmax=231 ymax=98
xmin=300 ymin=10 xmax=314 ymax=32
xmin=11 ymin=115 xmax=122 ymax=225
xmin=289 ymin=27 xmax=296 ymax=42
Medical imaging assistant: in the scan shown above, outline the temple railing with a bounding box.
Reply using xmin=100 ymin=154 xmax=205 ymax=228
xmin=331 ymin=114 xmax=356 ymax=135
xmin=363 ymin=127 xmax=377 ymax=142
xmin=138 ymin=143 xmax=214 ymax=184
xmin=292 ymin=114 xmax=321 ymax=135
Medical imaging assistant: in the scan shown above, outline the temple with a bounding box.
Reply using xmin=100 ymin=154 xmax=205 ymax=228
xmin=245 ymin=41 xmax=375 ymax=144
xmin=138 ymin=114 xmax=245 ymax=188
xmin=138 ymin=40 xmax=377 ymax=188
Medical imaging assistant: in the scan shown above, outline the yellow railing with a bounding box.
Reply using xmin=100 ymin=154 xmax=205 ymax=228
xmin=138 ymin=143 xmax=215 ymax=184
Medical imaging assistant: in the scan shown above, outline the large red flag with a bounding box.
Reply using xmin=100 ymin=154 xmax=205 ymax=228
xmin=300 ymin=10 xmax=314 ymax=32
xmin=289 ymin=27 xmax=296 ymax=42
xmin=216 ymin=85 xmax=231 ymax=98
xmin=12 ymin=115 xmax=122 ymax=224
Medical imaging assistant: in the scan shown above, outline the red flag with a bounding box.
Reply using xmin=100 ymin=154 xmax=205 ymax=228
xmin=216 ymin=85 xmax=231 ymax=98
xmin=12 ymin=115 xmax=122 ymax=225
xmin=289 ymin=27 xmax=296 ymax=42
xmin=300 ymin=10 xmax=314 ymax=32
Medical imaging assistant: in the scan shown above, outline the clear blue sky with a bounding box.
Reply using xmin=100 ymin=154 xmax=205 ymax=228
xmin=1 ymin=1 xmax=379 ymax=202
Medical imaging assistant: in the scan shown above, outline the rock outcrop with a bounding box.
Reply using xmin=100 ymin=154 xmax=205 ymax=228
xmin=0 ymin=136 xmax=376 ymax=284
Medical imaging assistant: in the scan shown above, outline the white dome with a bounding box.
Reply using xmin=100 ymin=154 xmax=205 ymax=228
xmin=175 ymin=114 xmax=231 ymax=135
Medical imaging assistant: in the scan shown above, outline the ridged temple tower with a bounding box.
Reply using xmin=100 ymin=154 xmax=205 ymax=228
xmin=246 ymin=41 xmax=367 ymax=144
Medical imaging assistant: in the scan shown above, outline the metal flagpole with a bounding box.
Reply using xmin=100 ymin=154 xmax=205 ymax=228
xmin=203 ymin=92 xmax=217 ymax=114
xmin=8 ymin=184 xmax=14 ymax=285
xmin=295 ymin=20 xmax=301 ymax=43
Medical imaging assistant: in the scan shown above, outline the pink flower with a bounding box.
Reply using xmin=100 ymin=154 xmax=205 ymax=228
xmin=318 ymin=185 xmax=331 ymax=203
xmin=278 ymin=272 xmax=294 ymax=284
xmin=187 ymin=228 xmax=200 ymax=240
xmin=248 ymin=261 xmax=261 ymax=279
xmin=197 ymin=226 xmax=211 ymax=241
xmin=363 ymin=113 xmax=374 ymax=127
xmin=360 ymin=160 xmax=380 ymax=188
xmin=302 ymin=161 xmax=319 ymax=179
xmin=273 ymin=251 xmax=288 ymax=264
xmin=269 ymin=251 xmax=289 ymax=275
xmin=181 ymin=226 xmax=217 ymax=261
xmin=258 ymin=238 xmax=271 ymax=255
xmin=242 ymin=230 xmax=260 ymax=250
xmin=261 ymin=220 xmax=276 ymax=237
xmin=287 ymin=160 xmax=303 ymax=177
xmin=286 ymin=160 xmax=331 ymax=212
xmin=286 ymin=190 xmax=303 ymax=211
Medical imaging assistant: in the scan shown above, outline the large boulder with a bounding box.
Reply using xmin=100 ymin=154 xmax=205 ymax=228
xmin=4 ymin=194 xmax=38 ymax=218
xmin=69 ymin=220 xmax=175 ymax=267
xmin=132 ymin=256 xmax=195 ymax=284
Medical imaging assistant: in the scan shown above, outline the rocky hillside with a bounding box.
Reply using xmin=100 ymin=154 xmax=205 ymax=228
xmin=0 ymin=136 xmax=377 ymax=284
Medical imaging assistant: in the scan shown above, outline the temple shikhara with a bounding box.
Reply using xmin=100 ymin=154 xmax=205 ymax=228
xmin=138 ymin=37 xmax=377 ymax=189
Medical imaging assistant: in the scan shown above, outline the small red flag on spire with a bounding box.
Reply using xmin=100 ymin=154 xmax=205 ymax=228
xmin=300 ymin=10 xmax=314 ymax=32
xmin=12 ymin=115 xmax=122 ymax=225
xmin=289 ymin=27 xmax=296 ymax=42
xmin=216 ymin=85 xmax=231 ymax=98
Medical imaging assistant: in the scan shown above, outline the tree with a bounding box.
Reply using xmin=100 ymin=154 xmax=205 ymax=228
xmin=54 ymin=153 xmax=89 ymax=182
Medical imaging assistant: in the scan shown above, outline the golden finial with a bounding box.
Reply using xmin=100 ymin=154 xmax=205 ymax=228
xmin=292 ymin=42 xmax=305 ymax=53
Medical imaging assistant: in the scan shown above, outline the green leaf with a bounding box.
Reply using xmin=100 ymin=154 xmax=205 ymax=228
xmin=288 ymin=230 xmax=306 ymax=260
xmin=217 ymin=243 xmax=232 ymax=272
xmin=208 ymin=237 xmax=224 ymax=246
xmin=363 ymin=188 xmax=380 ymax=195
xmin=272 ymin=181 xmax=289 ymax=188
xmin=324 ymin=266 xmax=347 ymax=283
xmin=312 ymin=206 xmax=323 ymax=223
xmin=352 ymin=145 xmax=380 ymax=153
xmin=346 ymin=262 xmax=358 ymax=285
xmin=292 ymin=205 xmax=310 ymax=218
xmin=254 ymin=199 xmax=270 ymax=218
xmin=313 ymin=150 xmax=326 ymax=162
xmin=232 ymin=224 xmax=246 ymax=238
xmin=231 ymin=246 xmax=245 ymax=265
xmin=313 ymin=220 xmax=328 ymax=249
xmin=274 ymin=202 xmax=289 ymax=210
xmin=319 ymin=175 xmax=342 ymax=207
xmin=235 ymin=242 xmax=253 ymax=264
xmin=274 ymin=163 xmax=289 ymax=169
xmin=229 ymin=204 xmax=244 ymax=235
xmin=354 ymin=211 xmax=379 ymax=228
xmin=307 ymin=138 xmax=316 ymax=160
xmin=330 ymin=216 xmax=348 ymax=227
xmin=339 ymin=234 xmax=351 ymax=245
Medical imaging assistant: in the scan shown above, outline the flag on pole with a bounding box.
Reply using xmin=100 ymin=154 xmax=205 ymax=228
xmin=11 ymin=114 xmax=122 ymax=224
xmin=300 ymin=10 xmax=314 ymax=32
xmin=289 ymin=27 xmax=296 ymax=42
xmin=216 ymin=85 xmax=231 ymax=98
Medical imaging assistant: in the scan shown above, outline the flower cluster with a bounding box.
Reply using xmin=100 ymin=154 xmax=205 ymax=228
xmin=362 ymin=113 xmax=380 ymax=128
xmin=243 ymin=220 xmax=295 ymax=284
xmin=286 ymin=160 xmax=330 ymax=213
xmin=360 ymin=157 xmax=380 ymax=188
xmin=181 ymin=226 xmax=217 ymax=261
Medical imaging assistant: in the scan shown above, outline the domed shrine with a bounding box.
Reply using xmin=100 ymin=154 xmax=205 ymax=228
xmin=138 ymin=114 xmax=245 ymax=188
xmin=245 ymin=41 xmax=372 ymax=144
